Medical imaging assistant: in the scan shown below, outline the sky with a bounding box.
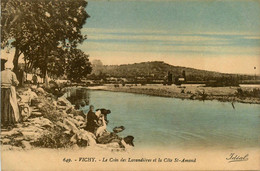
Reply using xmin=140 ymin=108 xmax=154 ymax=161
xmin=79 ymin=0 xmax=260 ymax=74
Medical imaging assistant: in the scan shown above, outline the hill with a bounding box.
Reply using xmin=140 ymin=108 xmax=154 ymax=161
xmin=90 ymin=61 xmax=254 ymax=82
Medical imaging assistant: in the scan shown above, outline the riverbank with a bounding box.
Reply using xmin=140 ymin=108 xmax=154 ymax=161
xmin=90 ymin=84 xmax=260 ymax=104
xmin=1 ymin=85 xmax=133 ymax=152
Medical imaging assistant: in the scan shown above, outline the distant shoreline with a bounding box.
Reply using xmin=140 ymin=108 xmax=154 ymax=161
xmin=88 ymin=84 xmax=260 ymax=105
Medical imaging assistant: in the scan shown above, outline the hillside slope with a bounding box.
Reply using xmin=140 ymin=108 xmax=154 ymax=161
xmin=91 ymin=61 xmax=246 ymax=81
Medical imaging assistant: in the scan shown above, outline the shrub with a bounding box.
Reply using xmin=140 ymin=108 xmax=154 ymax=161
xmin=236 ymin=88 xmax=260 ymax=98
xmin=32 ymin=126 xmax=72 ymax=148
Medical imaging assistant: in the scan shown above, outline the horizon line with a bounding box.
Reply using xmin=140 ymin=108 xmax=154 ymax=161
xmin=91 ymin=59 xmax=259 ymax=76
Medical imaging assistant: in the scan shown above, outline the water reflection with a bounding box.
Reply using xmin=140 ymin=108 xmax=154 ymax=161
xmin=66 ymin=87 xmax=90 ymax=109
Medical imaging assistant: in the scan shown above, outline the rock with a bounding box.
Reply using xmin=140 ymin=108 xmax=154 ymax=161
xmin=58 ymin=122 xmax=71 ymax=131
xmin=121 ymin=140 xmax=134 ymax=150
xmin=22 ymin=89 xmax=38 ymax=99
xmin=46 ymin=93 xmax=55 ymax=98
xmin=123 ymin=135 xmax=134 ymax=147
xmin=31 ymin=98 xmax=41 ymax=106
xmin=56 ymin=121 xmax=70 ymax=130
xmin=57 ymin=106 xmax=67 ymax=110
xmin=21 ymin=130 xmax=41 ymax=141
xmin=18 ymin=95 xmax=31 ymax=104
xmin=75 ymin=110 xmax=86 ymax=118
xmin=37 ymin=103 xmax=44 ymax=109
xmin=14 ymin=137 xmax=25 ymax=141
xmin=63 ymin=118 xmax=79 ymax=134
xmin=29 ymin=117 xmax=53 ymax=128
xmin=21 ymin=140 xmax=32 ymax=149
xmin=68 ymin=114 xmax=74 ymax=118
xmin=30 ymin=85 xmax=37 ymax=90
xmin=36 ymin=87 xmax=45 ymax=94
xmin=1 ymin=145 xmax=13 ymax=151
xmin=12 ymin=146 xmax=24 ymax=151
xmin=66 ymin=107 xmax=73 ymax=114
xmin=19 ymin=126 xmax=36 ymax=132
xmin=57 ymin=97 xmax=71 ymax=106
xmin=31 ymin=106 xmax=40 ymax=112
xmin=33 ymin=123 xmax=42 ymax=128
xmin=75 ymin=115 xmax=84 ymax=121
xmin=30 ymin=111 xmax=43 ymax=117
xmin=113 ymin=126 xmax=125 ymax=133
xmin=62 ymin=110 xmax=68 ymax=117
xmin=1 ymin=129 xmax=21 ymax=138
xmin=69 ymin=109 xmax=85 ymax=117
xmin=97 ymin=132 xmax=121 ymax=144
xmin=70 ymin=134 xmax=78 ymax=144
xmin=21 ymin=122 xmax=30 ymax=127
xmin=57 ymin=100 xmax=66 ymax=106
xmin=16 ymin=123 xmax=23 ymax=128
xmin=67 ymin=117 xmax=80 ymax=127
xmin=77 ymin=130 xmax=96 ymax=146
xmin=106 ymin=142 xmax=120 ymax=148
xmin=1 ymin=138 xmax=11 ymax=144
xmin=30 ymin=91 xmax=38 ymax=99
xmin=71 ymin=144 xmax=79 ymax=149
xmin=78 ymin=121 xmax=86 ymax=129
xmin=53 ymin=101 xmax=57 ymax=107
xmin=1 ymin=145 xmax=23 ymax=151
xmin=63 ymin=130 xmax=71 ymax=135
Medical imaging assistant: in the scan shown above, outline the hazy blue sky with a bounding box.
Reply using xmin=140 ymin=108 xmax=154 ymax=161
xmin=80 ymin=0 xmax=260 ymax=74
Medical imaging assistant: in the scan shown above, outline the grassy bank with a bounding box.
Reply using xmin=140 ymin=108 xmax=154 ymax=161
xmin=94 ymin=84 xmax=260 ymax=104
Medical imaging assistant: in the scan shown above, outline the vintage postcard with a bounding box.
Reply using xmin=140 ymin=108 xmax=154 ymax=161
xmin=1 ymin=0 xmax=260 ymax=170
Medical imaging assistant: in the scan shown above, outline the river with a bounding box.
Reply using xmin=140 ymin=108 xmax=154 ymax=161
xmin=66 ymin=87 xmax=260 ymax=150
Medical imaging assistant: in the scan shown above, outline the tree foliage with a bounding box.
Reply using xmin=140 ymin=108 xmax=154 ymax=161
xmin=46 ymin=48 xmax=67 ymax=78
xmin=1 ymin=0 xmax=90 ymax=76
xmin=66 ymin=49 xmax=92 ymax=82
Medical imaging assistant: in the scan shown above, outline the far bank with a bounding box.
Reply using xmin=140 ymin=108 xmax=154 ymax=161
xmin=88 ymin=84 xmax=260 ymax=104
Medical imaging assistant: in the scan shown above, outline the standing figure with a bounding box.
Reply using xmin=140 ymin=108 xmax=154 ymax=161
xmin=1 ymin=62 xmax=20 ymax=128
xmin=17 ymin=66 xmax=25 ymax=87
xmin=32 ymin=74 xmax=38 ymax=85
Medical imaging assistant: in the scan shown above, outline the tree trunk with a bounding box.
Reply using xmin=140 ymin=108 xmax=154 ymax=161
xmin=13 ymin=47 xmax=21 ymax=75
xmin=45 ymin=70 xmax=49 ymax=88
xmin=24 ymin=58 xmax=27 ymax=82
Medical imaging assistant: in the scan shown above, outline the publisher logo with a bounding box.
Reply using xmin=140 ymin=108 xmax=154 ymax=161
xmin=226 ymin=153 xmax=249 ymax=163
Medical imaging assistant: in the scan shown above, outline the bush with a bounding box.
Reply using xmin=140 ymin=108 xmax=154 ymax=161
xmin=36 ymin=95 xmax=63 ymax=122
xmin=32 ymin=126 xmax=72 ymax=148
xmin=197 ymin=90 xmax=207 ymax=100
xmin=236 ymin=88 xmax=260 ymax=98
xmin=45 ymin=80 xmax=67 ymax=97
xmin=205 ymin=77 xmax=239 ymax=87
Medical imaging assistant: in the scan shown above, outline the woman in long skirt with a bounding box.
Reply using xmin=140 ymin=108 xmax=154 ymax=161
xmin=1 ymin=62 xmax=20 ymax=128
xmin=1 ymin=88 xmax=16 ymax=126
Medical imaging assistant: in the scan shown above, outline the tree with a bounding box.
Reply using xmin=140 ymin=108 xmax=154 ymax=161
xmin=1 ymin=0 xmax=89 ymax=76
xmin=91 ymin=59 xmax=103 ymax=66
xmin=66 ymin=49 xmax=92 ymax=82
xmin=46 ymin=48 xmax=67 ymax=78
